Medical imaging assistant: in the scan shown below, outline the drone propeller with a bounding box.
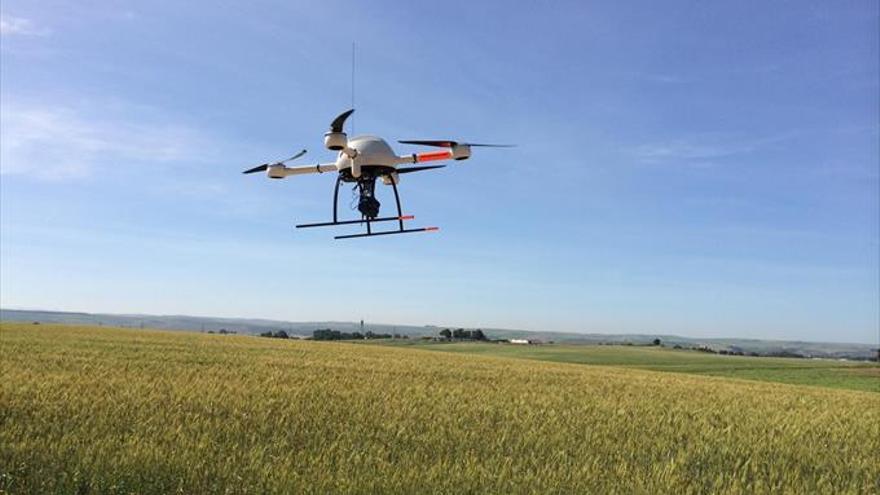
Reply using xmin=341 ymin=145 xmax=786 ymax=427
xmin=242 ymin=164 xmax=271 ymax=174
xmin=242 ymin=149 xmax=308 ymax=174
xmin=330 ymin=109 xmax=354 ymax=133
xmin=398 ymin=140 xmax=515 ymax=148
xmin=396 ymin=165 xmax=446 ymax=174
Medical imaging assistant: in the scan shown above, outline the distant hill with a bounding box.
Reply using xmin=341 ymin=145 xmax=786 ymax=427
xmin=2 ymin=308 xmax=876 ymax=360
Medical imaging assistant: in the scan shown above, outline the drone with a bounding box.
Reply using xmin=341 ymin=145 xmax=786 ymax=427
xmin=243 ymin=109 xmax=511 ymax=239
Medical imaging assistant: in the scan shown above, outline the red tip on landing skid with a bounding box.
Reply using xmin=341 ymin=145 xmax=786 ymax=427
xmin=295 ymin=215 xmax=439 ymax=240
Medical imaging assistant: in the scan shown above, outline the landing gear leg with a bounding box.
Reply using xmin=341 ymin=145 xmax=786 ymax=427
xmin=295 ymin=171 xmax=437 ymax=239
xmin=389 ymin=176 xmax=405 ymax=232
xmin=332 ymin=175 xmax=342 ymax=223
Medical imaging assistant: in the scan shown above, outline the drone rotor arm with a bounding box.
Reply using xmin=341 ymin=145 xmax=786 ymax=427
xmin=398 ymin=140 xmax=513 ymax=162
xmin=415 ymin=150 xmax=454 ymax=163
xmin=255 ymin=162 xmax=337 ymax=179
xmin=281 ymin=163 xmax=338 ymax=176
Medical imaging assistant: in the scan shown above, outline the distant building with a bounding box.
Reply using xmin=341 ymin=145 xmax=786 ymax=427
xmin=509 ymin=339 xmax=539 ymax=345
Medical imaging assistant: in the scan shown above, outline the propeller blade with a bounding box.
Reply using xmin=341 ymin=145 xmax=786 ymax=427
xmin=280 ymin=149 xmax=307 ymax=163
xmin=242 ymin=164 xmax=269 ymax=174
xmin=243 ymin=149 xmax=305 ymax=174
xmin=398 ymin=140 xmax=515 ymax=148
xmin=398 ymin=140 xmax=457 ymax=148
xmin=396 ymin=165 xmax=447 ymax=174
xmin=330 ymin=109 xmax=354 ymax=133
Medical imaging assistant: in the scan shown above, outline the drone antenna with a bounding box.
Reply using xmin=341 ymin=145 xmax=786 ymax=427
xmin=350 ymin=41 xmax=355 ymax=135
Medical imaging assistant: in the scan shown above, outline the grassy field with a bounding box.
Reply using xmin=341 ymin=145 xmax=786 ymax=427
xmin=363 ymin=340 xmax=880 ymax=393
xmin=2 ymin=323 xmax=879 ymax=494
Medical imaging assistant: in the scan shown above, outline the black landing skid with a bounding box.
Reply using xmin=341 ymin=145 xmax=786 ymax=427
xmin=295 ymin=174 xmax=438 ymax=240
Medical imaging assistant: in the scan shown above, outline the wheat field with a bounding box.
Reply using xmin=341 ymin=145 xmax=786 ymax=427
xmin=367 ymin=339 xmax=880 ymax=392
xmin=1 ymin=323 xmax=878 ymax=494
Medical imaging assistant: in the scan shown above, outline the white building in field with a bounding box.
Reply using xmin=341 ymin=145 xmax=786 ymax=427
xmin=509 ymin=339 xmax=538 ymax=345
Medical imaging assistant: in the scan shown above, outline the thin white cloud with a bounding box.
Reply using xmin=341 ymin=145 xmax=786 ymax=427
xmin=0 ymin=14 xmax=50 ymax=36
xmin=631 ymin=132 xmax=797 ymax=165
xmin=0 ymin=100 xmax=219 ymax=179
xmin=634 ymin=141 xmax=744 ymax=161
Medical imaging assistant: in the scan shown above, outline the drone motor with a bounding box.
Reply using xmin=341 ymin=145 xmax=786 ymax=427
xmin=323 ymin=108 xmax=354 ymax=151
xmin=324 ymin=131 xmax=347 ymax=151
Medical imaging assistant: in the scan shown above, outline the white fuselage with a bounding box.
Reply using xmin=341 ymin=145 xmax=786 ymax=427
xmin=266 ymin=135 xmax=466 ymax=181
xmin=334 ymin=135 xmax=406 ymax=174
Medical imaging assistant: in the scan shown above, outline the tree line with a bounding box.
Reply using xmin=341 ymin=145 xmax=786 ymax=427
xmin=312 ymin=329 xmax=408 ymax=341
xmin=438 ymin=328 xmax=487 ymax=341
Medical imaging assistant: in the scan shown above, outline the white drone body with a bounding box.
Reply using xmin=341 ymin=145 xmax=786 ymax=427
xmin=243 ymin=109 xmax=510 ymax=239
xmin=264 ymin=135 xmax=470 ymax=183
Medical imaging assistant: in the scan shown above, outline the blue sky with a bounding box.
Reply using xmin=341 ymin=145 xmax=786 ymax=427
xmin=1 ymin=1 xmax=877 ymax=343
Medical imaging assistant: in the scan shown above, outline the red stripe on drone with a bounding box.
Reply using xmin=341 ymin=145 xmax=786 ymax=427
xmin=416 ymin=151 xmax=452 ymax=162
